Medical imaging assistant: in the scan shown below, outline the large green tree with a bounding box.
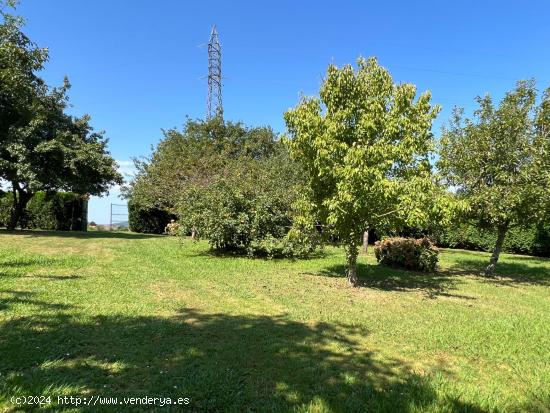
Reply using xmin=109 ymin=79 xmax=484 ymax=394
xmin=124 ymin=117 xmax=279 ymax=213
xmin=438 ymin=80 xmax=550 ymax=275
xmin=0 ymin=2 xmax=122 ymax=229
xmin=126 ymin=117 xmax=316 ymax=255
xmin=284 ymin=57 xmax=440 ymax=286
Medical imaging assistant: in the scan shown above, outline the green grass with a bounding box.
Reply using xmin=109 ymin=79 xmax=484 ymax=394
xmin=0 ymin=230 xmax=549 ymax=412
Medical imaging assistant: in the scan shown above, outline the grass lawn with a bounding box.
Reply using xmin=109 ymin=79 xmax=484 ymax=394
xmin=0 ymin=230 xmax=549 ymax=412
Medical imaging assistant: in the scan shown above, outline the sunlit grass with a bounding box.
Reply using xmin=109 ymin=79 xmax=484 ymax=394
xmin=0 ymin=230 xmax=549 ymax=412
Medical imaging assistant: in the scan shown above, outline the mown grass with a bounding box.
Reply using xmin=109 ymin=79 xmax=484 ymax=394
xmin=0 ymin=230 xmax=549 ymax=412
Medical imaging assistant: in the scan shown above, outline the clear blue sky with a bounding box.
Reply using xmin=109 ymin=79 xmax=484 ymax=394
xmin=16 ymin=0 xmax=550 ymax=224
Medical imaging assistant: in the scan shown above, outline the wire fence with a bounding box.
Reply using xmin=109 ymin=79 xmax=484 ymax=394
xmin=109 ymin=203 xmax=129 ymax=231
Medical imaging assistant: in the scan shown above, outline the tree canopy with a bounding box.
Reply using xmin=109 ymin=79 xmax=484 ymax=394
xmin=124 ymin=117 xmax=280 ymax=213
xmin=284 ymin=57 xmax=441 ymax=285
xmin=438 ymin=80 xmax=550 ymax=274
xmin=0 ymin=2 xmax=122 ymax=229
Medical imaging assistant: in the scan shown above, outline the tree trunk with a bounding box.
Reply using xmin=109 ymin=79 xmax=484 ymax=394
xmin=7 ymin=186 xmax=31 ymax=231
xmin=485 ymin=224 xmax=508 ymax=276
xmin=363 ymin=230 xmax=369 ymax=253
xmin=345 ymin=243 xmax=359 ymax=287
xmin=81 ymin=196 xmax=89 ymax=232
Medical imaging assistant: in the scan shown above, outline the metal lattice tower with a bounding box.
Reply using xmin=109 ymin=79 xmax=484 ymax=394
xmin=207 ymin=25 xmax=223 ymax=120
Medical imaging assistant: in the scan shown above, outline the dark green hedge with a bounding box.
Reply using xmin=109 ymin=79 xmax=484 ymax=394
xmin=128 ymin=202 xmax=173 ymax=234
xmin=436 ymin=224 xmax=550 ymax=258
xmin=0 ymin=192 xmax=87 ymax=231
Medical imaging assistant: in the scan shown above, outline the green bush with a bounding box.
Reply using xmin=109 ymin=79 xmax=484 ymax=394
xmin=532 ymin=224 xmax=550 ymax=257
xmin=128 ymin=201 xmax=173 ymax=234
xmin=0 ymin=192 xmax=86 ymax=230
xmin=164 ymin=220 xmax=181 ymax=236
xmin=0 ymin=194 xmax=11 ymax=227
xmin=374 ymin=237 xmax=439 ymax=272
xmin=177 ymin=156 xmax=317 ymax=258
xmin=436 ymin=223 xmax=550 ymax=257
xmin=178 ymin=175 xmax=292 ymax=256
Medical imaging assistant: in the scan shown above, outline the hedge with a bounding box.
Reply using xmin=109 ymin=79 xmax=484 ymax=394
xmin=128 ymin=201 xmax=173 ymax=234
xmin=0 ymin=192 xmax=87 ymax=231
xmin=436 ymin=223 xmax=550 ymax=258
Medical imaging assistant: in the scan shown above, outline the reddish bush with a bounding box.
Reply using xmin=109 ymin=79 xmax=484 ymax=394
xmin=374 ymin=237 xmax=439 ymax=272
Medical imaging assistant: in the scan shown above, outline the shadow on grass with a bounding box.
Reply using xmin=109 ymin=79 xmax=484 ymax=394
xmin=314 ymin=263 xmax=472 ymax=300
xmin=0 ymin=229 xmax=160 ymax=240
xmin=0 ymin=297 xmax=493 ymax=412
xmin=191 ymin=246 xmax=328 ymax=261
xmin=0 ymin=272 xmax=82 ymax=281
xmin=0 ymin=290 xmax=74 ymax=312
xmin=446 ymin=258 xmax=550 ymax=286
xmin=0 ymin=255 xmax=85 ymax=281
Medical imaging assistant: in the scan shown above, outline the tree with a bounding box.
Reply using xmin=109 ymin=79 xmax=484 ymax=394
xmin=124 ymin=118 xmax=279 ymax=213
xmin=284 ymin=57 xmax=440 ymax=286
xmin=126 ymin=117 xmax=317 ymax=254
xmin=0 ymin=2 xmax=122 ymax=229
xmin=438 ymin=80 xmax=550 ymax=275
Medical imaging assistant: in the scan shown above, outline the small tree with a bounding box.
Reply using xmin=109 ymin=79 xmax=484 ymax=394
xmin=438 ymin=81 xmax=550 ymax=275
xmin=284 ymin=57 xmax=440 ymax=286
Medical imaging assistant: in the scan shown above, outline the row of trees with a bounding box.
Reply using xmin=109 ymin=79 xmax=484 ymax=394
xmin=285 ymin=57 xmax=550 ymax=283
xmin=0 ymin=1 xmax=121 ymax=229
xmin=129 ymin=57 xmax=550 ymax=285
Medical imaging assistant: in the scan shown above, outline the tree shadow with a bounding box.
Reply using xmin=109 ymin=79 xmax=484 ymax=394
xmin=0 ymin=304 xmax=495 ymax=412
xmin=0 ymin=272 xmax=82 ymax=281
xmin=0 ymin=255 xmax=84 ymax=281
xmin=0 ymin=290 xmax=74 ymax=312
xmin=0 ymin=257 xmax=60 ymax=267
xmin=190 ymin=246 xmax=328 ymax=261
xmin=314 ymin=263 xmax=472 ymax=300
xmin=0 ymin=229 xmax=160 ymax=240
xmin=446 ymin=258 xmax=550 ymax=287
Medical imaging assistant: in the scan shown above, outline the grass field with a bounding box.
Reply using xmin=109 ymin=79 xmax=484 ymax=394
xmin=0 ymin=230 xmax=549 ymax=412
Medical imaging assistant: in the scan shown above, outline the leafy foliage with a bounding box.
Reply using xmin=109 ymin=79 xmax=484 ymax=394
xmin=438 ymin=81 xmax=550 ymax=274
xmin=0 ymin=191 xmax=86 ymax=230
xmin=127 ymin=118 xmax=317 ymax=256
xmin=437 ymin=223 xmax=550 ymax=258
xmin=284 ymin=57 xmax=441 ymax=284
xmin=177 ymin=148 xmax=317 ymax=257
xmin=0 ymin=192 xmax=10 ymax=226
xmin=124 ymin=118 xmax=278 ymax=213
xmin=374 ymin=237 xmax=439 ymax=272
xmin=0 ymin=2 xmax=122 ymax=229
xmin=128 ymin=201 xmax=173 ymax=234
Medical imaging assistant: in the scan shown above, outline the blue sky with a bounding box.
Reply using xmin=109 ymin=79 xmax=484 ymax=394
xmin=14 ymin=0 xmax=550 ymax=224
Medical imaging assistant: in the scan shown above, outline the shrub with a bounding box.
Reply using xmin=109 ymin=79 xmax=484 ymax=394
xmin=177 ymin=154 xmax=316 ymax=258
xmin=27 ymin=192 xmax=86 ymax=231
xmin=436 ymin=223 xmax=550 ymax=258
xmin=164 ymin=220 xmax=180 ymax=236
xmin=0 ymin=192 xmax=86 ymax=230
xmin=178 ymin=176 xmax=292 ymax=255
xmin=0 ymin=194 xmax=11 ymax=227
xmin=374 ymin=237 xmax=439 ymax=272
xmin=128 ymin=201 xmax=173 ymax=234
